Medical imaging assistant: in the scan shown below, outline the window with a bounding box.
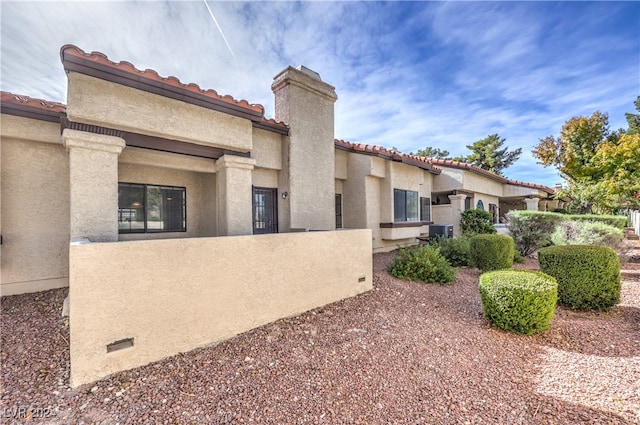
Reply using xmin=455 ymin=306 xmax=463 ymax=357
xmin=420 ymin=197 xmax=431 ymax=222
xmin=335 ymin=194 xmax=343 ymax=229
xmin=464 ymin=196 xmax=472 ymax=211
xmin=118 ymin=183 xmax=186 ymax=233
xmin=476 ymin=199 xmax=485 ymax=211
xmin=394 ymin=189 xmax=419 ymax=222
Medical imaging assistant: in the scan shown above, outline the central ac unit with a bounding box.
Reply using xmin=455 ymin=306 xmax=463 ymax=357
xmin=429 ymin=224 xmax=454 ymax=239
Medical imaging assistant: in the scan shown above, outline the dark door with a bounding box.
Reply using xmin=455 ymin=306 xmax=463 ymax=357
xmin=252 ymin=187 xmax=278 ymax=234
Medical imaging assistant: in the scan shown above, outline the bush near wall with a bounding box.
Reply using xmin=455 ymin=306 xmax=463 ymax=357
xmin=389 ymin=245 xmax=456 ymax=285
xmin=566 ymin=214 xmax=628 ymax=230
xmin=431 ymin=236 xmax=473 ymax=267
xmin=506 ymin=211 xmax=564 ymax=257
xmin=470 ymin=234 xmax=514 ymax=272
xmin=479 ymin=270 xmax=558 ymax=335
xmin=461 ymin=209 xmax=496 ymax=236
xmin=538 ymin=245 xmax=621 ymax=311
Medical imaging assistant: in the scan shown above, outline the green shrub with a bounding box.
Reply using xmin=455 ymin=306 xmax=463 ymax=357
xmin=460 ymin=209 xmax=496 ymax=236
xmin=538 ymin=245 xmax=621 ymax=311
xmin=470 ymin=234 xmax=515 ymax=272
xmin=551 ymin=220 xmax=624 ymax=251
xmin=566 ymin=214 xmax=628 ymax=230
xmin=389 ymin=245 xmax=456 ymax=285
xmin=432 ymin=236 xmax=473 ymax=267
xmin=479 ymin=270 xmax=558 ymax=335
xmin=513 ymin=252 xmax=526 ymax=264
xmin=506 ymin=210 xmax=564 ymax=256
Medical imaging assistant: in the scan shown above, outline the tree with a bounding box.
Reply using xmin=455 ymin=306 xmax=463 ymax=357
xmin=625 ymin=95 xmax=640 ymax=135
xmin=533 ymin=104 xmax=640 ymax=213
xmin=462 ymin=134 xmax=522 ymax=176
xmin=410 ymin=146 xmax=451 ymax=159
xmin=532 ymin=111 xmax=612 ymax=182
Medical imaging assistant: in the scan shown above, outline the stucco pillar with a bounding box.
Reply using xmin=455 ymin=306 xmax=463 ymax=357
xmin=448 ymin=194 xmax=467 ymax=236
xmin=216 ymin=154 xmax=256 ymax=236
xmin=272 ymin=66 xmax=338 ymax=231
xmin=525 ymin=197 xmax=540 ymax=211
xmin=63 ymin=129 xmax=125 ymax=242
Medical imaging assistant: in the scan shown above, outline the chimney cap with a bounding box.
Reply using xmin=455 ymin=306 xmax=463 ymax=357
xmin=296 ymin=65 xmax=322 ymax=81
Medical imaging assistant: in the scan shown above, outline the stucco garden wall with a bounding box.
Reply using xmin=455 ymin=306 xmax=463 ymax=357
xmin=1 ymin=118 xmax=70 ymax=295
xmin=68 ymin=229 xmax=373 ymax=387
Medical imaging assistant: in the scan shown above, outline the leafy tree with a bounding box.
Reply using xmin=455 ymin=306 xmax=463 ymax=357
xmin=462 ymin=134 xmax=522 ymax=176
xmin=625 ymin=95 xmax=640 ymax=135
xmin=533 ymin=103 xmax=640 ymax=212
xmin=532 ymin=111 xmax=613 ymax=182
xmin=410 ymin=146 xmax=451 ymax=159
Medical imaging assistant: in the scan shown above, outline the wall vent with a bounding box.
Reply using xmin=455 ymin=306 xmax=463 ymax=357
xmin=107 ymin=338 xmax=134 ymax=353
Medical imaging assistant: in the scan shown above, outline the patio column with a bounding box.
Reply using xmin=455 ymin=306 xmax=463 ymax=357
xmin=216 ymin=154 xmax=256 ymax=236
xmin=448 ymin=194 xmax=467 ymax=236
xmin=63 ymin=129 xmax=125 ymax=242
xmin=525 ymin=197 xmax=540 ymax=211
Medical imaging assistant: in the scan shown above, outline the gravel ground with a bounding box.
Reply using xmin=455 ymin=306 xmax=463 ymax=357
xmin=2 ymin=250 xmax=639 ymax=424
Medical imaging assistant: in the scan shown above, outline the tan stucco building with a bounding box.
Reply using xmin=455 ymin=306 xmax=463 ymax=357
xmin=1 ymin=45 xmax=557 ymax=385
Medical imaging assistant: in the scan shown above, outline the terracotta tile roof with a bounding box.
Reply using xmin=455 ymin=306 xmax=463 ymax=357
xmin=1 ymin=91 xmax=66 ymax=123
xmin=335 ymin=139 xmax=441 ymax=174
xmin=59 ymin=45 xmax=288 ymax=134
xmin=335 ymin=139 xmax=555 ymax=194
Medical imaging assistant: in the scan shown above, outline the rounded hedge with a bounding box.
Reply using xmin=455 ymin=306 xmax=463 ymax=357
xmin=389 ymin=245 xmax=456 ymax=285
xmin=479 ymin=270 xmax=558 ymax=335
xmin=470 ymin=234 xmax=514 ymax=272
xmin=538 ymin=245 xmax=621 ymax=311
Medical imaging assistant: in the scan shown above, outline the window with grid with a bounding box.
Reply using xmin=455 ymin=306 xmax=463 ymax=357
xmin=118 ymin=183 xmax=186 ymax=233
xmin=394 ymin=189 xmax=419 ymax=222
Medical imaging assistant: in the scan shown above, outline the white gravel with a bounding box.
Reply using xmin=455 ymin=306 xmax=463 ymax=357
xmin=2 ymin=249 xmax=639 ymax=424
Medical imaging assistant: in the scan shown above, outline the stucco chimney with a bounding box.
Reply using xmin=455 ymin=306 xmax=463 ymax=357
xmin=272 ymin=66 xmax=338 ymax=231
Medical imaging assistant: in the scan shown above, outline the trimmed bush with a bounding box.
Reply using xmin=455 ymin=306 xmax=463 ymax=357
xmin=460 ymin=209 xmax=496 ymax=236
xmin=551 ymin=220 xmax=624 ymax=251
xmin=566 ymin=214 xmax=628 ymax=230
xmin=432 ymin=236 xmax=473 ymax=267
xmin=506 ymin=210 xmax=564 ymax=256
xmin=538 ymin=245 xmax=621 ymax=311
xmin=470 ymin=234 xmax=514 ymax=272
xmin=389 ymin=245 xmax=456 ymax=285
xmin=479 ymin=270 xmax=558 ymax=335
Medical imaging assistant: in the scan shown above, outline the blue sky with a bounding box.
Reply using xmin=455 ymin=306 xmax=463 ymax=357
xmin=2 ymin=1 xmax=638 ymax=187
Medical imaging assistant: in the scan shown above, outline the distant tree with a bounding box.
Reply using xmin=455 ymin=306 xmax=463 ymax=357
xmin=533 ymin=106 xmax=639 ymax=213
xmin=625 ymin=96 xmax=640 ymax=135
xmin=411 ymin=146 xmax=451 ymax=159
xmin=532 ymin=111 xmax=613 ymax=182
xmin=462 ymin=134 xmax=522 ymax=176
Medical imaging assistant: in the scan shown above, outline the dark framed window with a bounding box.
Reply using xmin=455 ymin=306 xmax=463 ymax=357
xmin=464 ymin=196 xmax=472 ymax=211
xmin=118 ymin=183 xmax=186 ymax=233
xmin=394 ymin=189 xmax=419 ymax=222
xmin=335 ymin=194 xmax=343 ymax=229
xmin=420 ymin=197 xmax=431 ymax=222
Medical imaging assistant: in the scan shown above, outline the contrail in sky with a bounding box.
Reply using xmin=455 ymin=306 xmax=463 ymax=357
xmin=202 ymin=0 xmax=236 ymax=60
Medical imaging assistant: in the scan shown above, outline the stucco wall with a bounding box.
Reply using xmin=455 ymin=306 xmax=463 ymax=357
xmin=251 ymin=128 xmax=282 ymax=170
xmin=68 ymin=229 xmax=372 ymax=387
xmin=66 ymin=73 xmax=253 ymax=152
xmin=1 ymin=137 xmax=70 ymax=295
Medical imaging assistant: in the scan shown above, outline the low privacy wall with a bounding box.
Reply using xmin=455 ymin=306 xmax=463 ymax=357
xmin=69 ymin=229 xmax=372 ymax=387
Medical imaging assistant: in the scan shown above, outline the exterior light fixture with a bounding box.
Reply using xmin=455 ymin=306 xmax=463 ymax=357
xmin=282 ymin=191 xmax=288 ymax=199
